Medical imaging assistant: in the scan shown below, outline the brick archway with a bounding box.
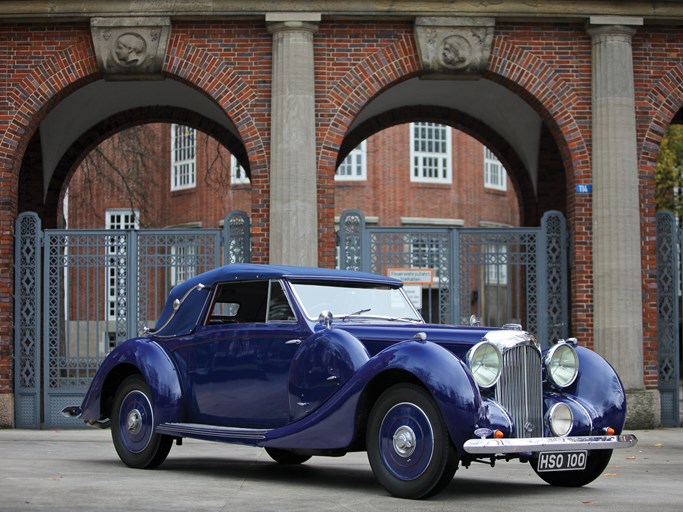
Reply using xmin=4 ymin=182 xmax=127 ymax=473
xmin=339 ymin=106 xmax=538 ymax=226
xmin=638 ymin=63 xmax=683 ymax=390
xmin=31 ymin=106 xmax=248 ymax=229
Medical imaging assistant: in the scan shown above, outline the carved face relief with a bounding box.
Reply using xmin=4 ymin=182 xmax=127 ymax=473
xmin=113 ymin=33 xmax=148 ymax=67
xmin=440 ymin=35 xmax=471 ymax=70
xmin=91 ymin=17 xmax=170 ymax=80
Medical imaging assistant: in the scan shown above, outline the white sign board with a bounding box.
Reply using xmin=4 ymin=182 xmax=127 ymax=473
xmin=388 ymin=268 xmax=434 ymax=286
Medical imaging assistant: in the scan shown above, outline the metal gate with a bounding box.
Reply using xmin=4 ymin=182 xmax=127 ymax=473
xmin=656 ymin=211 xmax=682 ymax=427
xmin=14 ymin=211 xmax=251 ymax=428
xmin=338 ymin=210 xmax=568 ymax=347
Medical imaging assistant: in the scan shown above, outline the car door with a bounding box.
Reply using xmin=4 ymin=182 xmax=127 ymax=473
xmin=170 ymin=279 xmax=308 ymax=429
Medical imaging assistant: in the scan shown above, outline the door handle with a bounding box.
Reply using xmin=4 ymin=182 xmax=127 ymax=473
xmin=285 ymin=339 xmax=302 ymax=345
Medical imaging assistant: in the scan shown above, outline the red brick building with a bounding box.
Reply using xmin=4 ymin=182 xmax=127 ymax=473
xmin=65 ymin=123 xmax=519 ymax=231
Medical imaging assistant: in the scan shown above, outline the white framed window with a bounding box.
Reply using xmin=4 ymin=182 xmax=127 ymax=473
xmin=484 ymin=147 xmax=507 ymax=191
xmin=170 ymin=244 xmax=197 ymax=286
xmin=409 ymin=234 xmax=443 ymax=269
xmin=171 ymin=124 xmax=196 ymax=191
xmin=230 ymin=155 xmax=250 ymax=185
xmin=484 ymin=244 xmax=508 ymax=286
xmin=410 ymin=122 xmax=452 ymax=184
xmin=336 ymin=141 xmax=367 ymax=181
xmin=105 ymin=209 xmax=139 ymax=319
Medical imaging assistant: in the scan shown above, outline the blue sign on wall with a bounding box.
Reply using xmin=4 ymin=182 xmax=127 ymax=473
xmin=575 ymin=184 xmax=592 ymax=194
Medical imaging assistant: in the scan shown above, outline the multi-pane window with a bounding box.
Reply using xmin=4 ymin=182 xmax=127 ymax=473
xmin=410 ymin=123 xmax=452 ymax=183
xmin=484 ymin=147 xmax=507 ymax=191
xmin=105 ymin=209 xmax=139 ymax=319
xmin=171 ymin=124 xmax=196 ymax=191
xmin=336 ymin=141 xmax=367 ymax=181
xmin=410 ymin=234 xmax=443 ymax=269
xmin=484 ymin=244 xmax=509 ymax=286
xmin=170 ymin=244 xmax=197 ymax=286
xmin=230 ymin=155 xmax=250 ymax=185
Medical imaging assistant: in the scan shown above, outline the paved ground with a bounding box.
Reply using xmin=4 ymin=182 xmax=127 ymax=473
xmin=0 ymin=428 xmax=681 ymax=512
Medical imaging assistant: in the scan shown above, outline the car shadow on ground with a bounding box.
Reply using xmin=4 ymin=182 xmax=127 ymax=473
xmin=82 ymin=453 xmax=577 ymax=500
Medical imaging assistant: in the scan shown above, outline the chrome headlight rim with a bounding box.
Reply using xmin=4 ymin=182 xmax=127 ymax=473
xmin=466 ymin=341 xmax=502 ymax=389
xmin=547 ymin=402 xmax=574 ymax=437
xmin=544 ymin=342 xmax=579 ymax=388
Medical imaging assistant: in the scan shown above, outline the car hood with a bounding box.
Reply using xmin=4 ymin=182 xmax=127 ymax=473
xmin=324 ymin=322 xmax=499 ymax=359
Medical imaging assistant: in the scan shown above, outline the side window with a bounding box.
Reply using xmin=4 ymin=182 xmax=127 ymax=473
xmin=267 ymin=281 xmax=296 ymax=322
xmin=205 ymin=280 xmax=296 ymax=325
xmin=206 ymin=281 xmax=269 ymax=325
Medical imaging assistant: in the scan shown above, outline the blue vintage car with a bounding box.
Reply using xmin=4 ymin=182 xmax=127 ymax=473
xmin=63 ymin=264 xmax=637 ymax=499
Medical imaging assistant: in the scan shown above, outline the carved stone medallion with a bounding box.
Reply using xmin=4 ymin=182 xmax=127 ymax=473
xmin=91 ymin=17 xmax=171 ymax=80
xmin=415 ymin=17 xmax=495 ymax=78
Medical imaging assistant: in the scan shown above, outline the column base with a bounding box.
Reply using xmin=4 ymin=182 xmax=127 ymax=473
xmin=0 ymin=393 xmax=14 ymax=428
xmin=625 ymin=389 xmax=660 ymax=430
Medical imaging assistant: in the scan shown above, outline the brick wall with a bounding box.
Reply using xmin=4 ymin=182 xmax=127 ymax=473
xmin=2 ymin=17 xmax=682 ymax=406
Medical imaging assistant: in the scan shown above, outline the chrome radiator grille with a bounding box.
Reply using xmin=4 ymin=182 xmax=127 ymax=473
xmin=495 ymin=344 xmax=543 ymax=438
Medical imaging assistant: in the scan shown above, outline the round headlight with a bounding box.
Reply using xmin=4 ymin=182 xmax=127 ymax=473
xmin=548 ymin=402 xmax=573 ymax=436
xmin=467 ymin=342 xmax=502 ymax=388
xmin=545 ymin=343 xmax=579 ymax=388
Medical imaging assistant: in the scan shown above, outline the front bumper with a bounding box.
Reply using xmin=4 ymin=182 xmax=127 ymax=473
xmin=463 ymin=434 xmax=638 ymax=455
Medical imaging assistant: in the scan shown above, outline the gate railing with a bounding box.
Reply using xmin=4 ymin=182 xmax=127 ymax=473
xmin=339 ymin=210 xmax=568 ymax=346
xmin=656 ymin=210 xmax=681 ymax=427
xmin=14 ymin=210 xmax=251 ymax=428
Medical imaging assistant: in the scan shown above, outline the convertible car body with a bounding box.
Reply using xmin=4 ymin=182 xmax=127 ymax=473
xmin=63 ymin=264 xmax=637 ymax=499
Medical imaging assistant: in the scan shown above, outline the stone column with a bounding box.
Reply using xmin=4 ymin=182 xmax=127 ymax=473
xmin=267 ymin=13 xmax=321 ymax=266
xmin=587 ymin=17 xmax=658 ymax=427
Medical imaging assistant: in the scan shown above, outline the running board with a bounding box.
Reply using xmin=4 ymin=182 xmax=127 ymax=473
xmin=156 ymin=422 xmax=270 ymax=441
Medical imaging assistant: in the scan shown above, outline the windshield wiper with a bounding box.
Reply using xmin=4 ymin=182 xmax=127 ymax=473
xmin=340 ymin=308 xmax=372 ymax=321
xmin=339 ymin=310 xmax=423 ymax=323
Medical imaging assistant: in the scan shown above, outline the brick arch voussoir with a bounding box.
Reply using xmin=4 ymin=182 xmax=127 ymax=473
xmin=488 ymin=41 xmax=589 ymax=190
xmin=1 ymin=39 xmax=99 ymax=210
xmin=641 ymin=64 xmax=683 ymax=173
xmin=164 ymin=44 xmax=267 ymax=176
xmin=319 ymin=33 xmax=421 ymax=177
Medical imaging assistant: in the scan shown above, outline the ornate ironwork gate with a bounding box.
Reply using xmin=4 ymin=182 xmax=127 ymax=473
xmin=339 ymin=210 xmax=568 ymax=346
xmin=656 ymin=211 xmax=682 ymax=427
xmin=14 ymin=211 xmax=251 ymax=428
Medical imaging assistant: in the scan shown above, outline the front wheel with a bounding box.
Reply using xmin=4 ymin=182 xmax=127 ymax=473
xmin=530 ymin=449 xmax=612 ymax=487
xmin=111 ymin=375 xmax=173 ymax=469
xmin=366 ymin=384 xmax=458 ymax=499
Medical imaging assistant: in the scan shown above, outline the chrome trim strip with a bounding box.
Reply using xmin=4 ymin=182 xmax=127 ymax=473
xmin=463 ymin=434 xmax=638 ymax=455
xmin=156 ymin=422 xmax=271 ymax=440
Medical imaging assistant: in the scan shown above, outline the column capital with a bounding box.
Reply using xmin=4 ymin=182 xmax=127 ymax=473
xmin=586 ymin=16 xmax=642 ymax=39
xmin=266 ymin=12 xmax=321 ymax=34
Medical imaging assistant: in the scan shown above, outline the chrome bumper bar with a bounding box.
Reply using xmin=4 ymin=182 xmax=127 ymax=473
xmin=463 ymin=434 xmax=638 ymax=455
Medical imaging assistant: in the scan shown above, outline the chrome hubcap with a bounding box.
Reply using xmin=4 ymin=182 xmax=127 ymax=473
xmin=392 ymin=425 xmax=416 ymax=457
xmin=126 ymin=409 xmax=142 ymax=434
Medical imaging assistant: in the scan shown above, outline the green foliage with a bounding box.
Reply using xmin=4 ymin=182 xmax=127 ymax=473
xmin=656 ymin=125 xmax=683 ymax=220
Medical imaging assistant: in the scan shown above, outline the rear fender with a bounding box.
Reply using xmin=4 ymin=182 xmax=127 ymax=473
xmin=79 ymin=338 xmax=184 ymax=426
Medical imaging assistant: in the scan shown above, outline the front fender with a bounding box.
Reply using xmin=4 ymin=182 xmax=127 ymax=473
xmin=263 ymin=338 xmax=481 ymax=451
xmin=78 ymin=338 xmax=184 ymax=427
xmin=562 ymin=346 xmax=628 ymax=433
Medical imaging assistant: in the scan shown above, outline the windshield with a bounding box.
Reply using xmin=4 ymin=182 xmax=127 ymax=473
xmin=290 ymin=281 xmax=423 ymax=323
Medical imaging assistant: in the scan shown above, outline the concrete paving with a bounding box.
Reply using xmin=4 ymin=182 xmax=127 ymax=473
xmin=0 ymin=428 xmax=681 ymax=512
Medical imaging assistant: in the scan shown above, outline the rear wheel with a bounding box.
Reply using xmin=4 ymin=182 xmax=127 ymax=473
xmin=530 ymin=449 xmax=612 ymax=487
xmin=111 ymin=375 xmax=173 ymax=469
xmin=265 ymin=447 xmax=311 ymax=465
xmin=366 ymin=384 xmax=458 ymax=499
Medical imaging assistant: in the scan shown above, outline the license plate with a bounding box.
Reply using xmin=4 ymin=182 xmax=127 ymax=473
xmin=537 ymin=451 xmax=588 ymax=472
